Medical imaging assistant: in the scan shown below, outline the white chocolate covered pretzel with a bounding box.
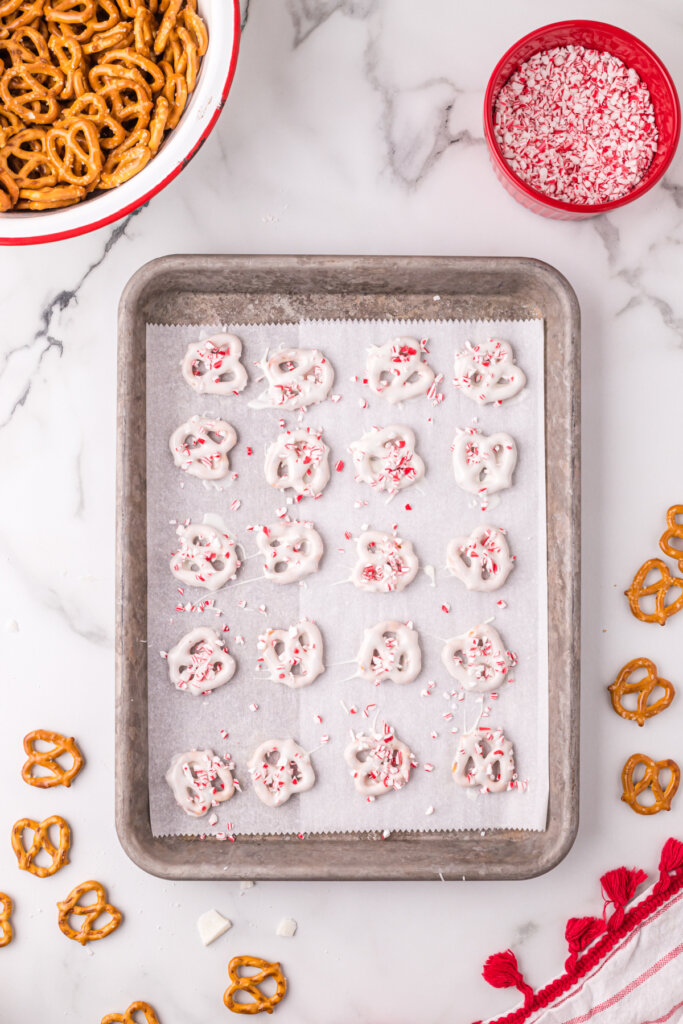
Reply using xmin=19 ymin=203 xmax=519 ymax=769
xmin=351 ymin=530 xmax=419 ymax=593
xmin=257 ymin=620 xmax=324 ymax=689
xmin=451 ymin=428 xmax=517 ymax=496
xmin=365 ymin=337 xmax=435 ymax=404
xmin=451 ymin=727 xmax=516 ymax=794
xmin=345 ymin=724 xmax=416 ymax=797
xmin=441 ymin=624 xmax=515 ymax=693
xmin=165 ymin=749 xmax=235 ymax=817
xmin=453 ymin=338 xmax=526 ymax=405
xmin=170 ymin=522 xmax=241 ymax=591
xmin=248 ymin=739 xmax=316 ymax=807
xmin=166 ymin=626 xmax=236 ymax=696
xmin=349 ymin=425 xmax=425 ymax=496
xmin=256 ymin=520 xmax=324 ymax=584
xmin=264 ymin=427 xmax=330 ymax=498
xmin=356 ymin=620 xmax=421 ymax=685
xmin=446 ymin=525 xmax=514 ymax=592
xmin=169 ymin=416 xmax=237 ymax=481
xmin=181 ymin=334 xmax=248 ymax=395
xmin=252 ymin=348 xmax=334 ymax=410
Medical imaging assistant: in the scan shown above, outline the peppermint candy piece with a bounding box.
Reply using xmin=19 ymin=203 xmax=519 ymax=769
xmin=365 ymin=338 xmax=435 ymax=404
xmin=446 ymin=525 xmax=514 ymax=592
xmin=451 ymin=727 xmax=516 ymax=794
xmin=252 ymin=348 xmax=334 ymax=410
xmin=165 ymin=749 xmax=235 ymax=817
xmin=248 ymin=739 xmax=316 ymax=807
xmin=451 ymin=428 xmax=517 ymax=496
xmin=356 ymin=620 xmax=421 ymax=685
xmin=257 ymin=620 xmax=324 ymax=689
xmin=345 ymin=725 xmax=416 ymax=797
xmin=441 ymin=624 xmax=515 ymax=693
xmin=166 ymin=626 xmax=236 ymax=696
xmin=170 ymin=522 xmax=240 ymax=591
xmin=169 ymin=416 xmax=237 ymax=481
xmin=264 ymin=427 xmax=330 ymax=498
xmin=349 ymin=424 xmax=425 ymax=496
xmin=453 ymin=339 xmax=526 ymax=405
xmin=351 ymin=530 xmax=419 ymax=593
xmin=181 ymin=334 xmax=248 ymax=395
xmin=256 ymin=520 xmax=324 ymax=584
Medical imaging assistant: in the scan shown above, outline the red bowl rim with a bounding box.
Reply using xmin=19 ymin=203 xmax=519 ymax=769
xmin=0 ymin=0 xmax=241 ymax=246
xmin=483 ymin=19 xmax=682 ymax=215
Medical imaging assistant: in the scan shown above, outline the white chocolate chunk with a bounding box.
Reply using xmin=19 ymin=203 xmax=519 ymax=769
xmin=197 ymin=909 xmax=232 ymax=946
xmin=276 ymin=918 xmax=297 ymax=938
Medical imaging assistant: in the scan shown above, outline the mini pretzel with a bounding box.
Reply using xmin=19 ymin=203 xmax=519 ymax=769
xmin=351 ymin=530 xmax=419 ymax=593
xmin=46 ymin=115 xmax=102 ymax=184
xmin=101 ymin=1002 xmax=160 ymax=1024
xmin=451 ymin=427 xmax=518 ymax=497
xmin=11 ymin=815 xmax=71 ymax=877
xmin=625 ymin=558 xmax=683 ymax=625
xmin=248 ymin=739 xmax=316 ymax=807
xmin=447 ymin=525 xmax=515 ymax=592
xmin=452 ymin=726 xmax=516 ymax=794
xmin=21 ymin=729 xmax=84 ymax=788
xmin=253 ymin=347 xmax=334 ymax=410
xmin=345 ymin=723 xmax=416 ymax=797
xmin=0 ymin=892 xmax=12 ymax=948
xmin=349 ymin=424 xmax=425 ymax=496
xmin=181 ymin=334 xmax=248 ymax=395
xmin=659 ymin=504 xmax=683 ymax=570
xmin=256 ymin=520 xmax=324 ymax=585
xmin=442 ymin=623 xmax=516 ymax=693
xmin=608 ymin=657 xmax=675 ymax=726
xmin=264 ymin=427 xmax=330 ymax=498
xmin=169 ymin=415 xmax=237 ymax=481
xmin=165 ymin=749 xmax=235 ymax=817
xmin=356 ymin=620 xmax=422 ymax=685
xmin=365 ymin=338 xmax=435 ymax=403
xmin=257 ymin=619 xmax=325 ymax=689
xmin=223 ymin=956 xmax=287 ymax=1015
xmin=453 ymin=338 xmax=527 ymax=404
xmin=57 ymin=880 xmax=122 ymax=945
xmin=621 ymin=753 xmax=680 ymax=815
xmin=166 ymin=626 xmax=236 ymax=696
xmin=170 ymin=522 xmax=240 ymax=591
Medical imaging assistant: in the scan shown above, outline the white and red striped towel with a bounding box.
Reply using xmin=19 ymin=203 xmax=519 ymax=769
xmin=477 ymin=838 xmax=683 ymax=1024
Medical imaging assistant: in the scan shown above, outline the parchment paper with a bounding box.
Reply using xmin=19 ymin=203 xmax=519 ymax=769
xmin=146 ymin=318 xmax=547 ymax=837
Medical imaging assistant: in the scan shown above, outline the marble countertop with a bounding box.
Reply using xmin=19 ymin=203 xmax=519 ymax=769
xmin=2 ymin=1 xmax=683 ymax=1021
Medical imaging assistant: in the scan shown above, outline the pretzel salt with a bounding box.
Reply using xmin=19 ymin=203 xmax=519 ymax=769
xmin=253 ymin=347 xmax=334 ymax=410
xmin=223 ymin=956 xmax=287 ymax=1015
xmin=453 ymin=339 xmax=526 ymax=404
xmin=345 ymin=723 xmax=416 ymax=797
xmin=0 ymin=893 xmax=12 ymax=948
xmin=608 ymin=657 xmax=675 ymax=726
xmin=356 ymin=620 xmax=422 ymax=685
xmin=257 ymin=619 xmax=324 ymax=689
xmin=451 ymin=428 xmax=517 ymax=496
xmin=621 ymin=753 xmax=680 ymax=815
xmin=451 ymin=726 xmax=516 ymax=794
xmin=256 ymin=520 xmax=323 ymax=584
xmin=57 ymin=880 xmax=122 ymax=945
xmin=12 ymin=815 xmax=71 ymax=878
xmin=248 ymin=739 xmax=316 ymax=807
xmin=365 ymin=338 xmax=435 ymax=403
xmin=170 ymin=522 xmax=240 ymax=591
xmin=446 ymin=525 xmax=514 ymax=592
xmin=101 ymin=1001 xmax=160 ymax=1024
xmin=351 ymin=530 xmax=419 ymax=593
xmin=166 ymin=626 xmax=236 ymax=696
xmin=21 ymin=729 xmax=84 ymax=788
xmin=169 ymin=416 xmax=237 ymax=481
xmin=349 ymin=424 xmax=425 ymax=496
xmin=165 ymin=749 xmax=235 ymax=817
xmin=264 ymin=427 xmax=330 ymax=498
xmin=181 ymin=334 xmax=248 ymax=395
xmin=442 ymin=624 xmax=515 ymax=693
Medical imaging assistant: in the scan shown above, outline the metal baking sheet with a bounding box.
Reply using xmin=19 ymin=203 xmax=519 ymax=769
xmin=116 ymin=254 xmax=580 ymax=881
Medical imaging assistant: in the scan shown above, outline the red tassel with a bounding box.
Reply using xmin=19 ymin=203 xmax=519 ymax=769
xmin=564 ymin=916 xmax=605 ymax=972
xmin=601 ymin=866 xmax=647 ymax=930
xmin=482 ymin=950 xmax=534 ymax=1009
xmin=654 ymin=838 xmax=683 ymax=895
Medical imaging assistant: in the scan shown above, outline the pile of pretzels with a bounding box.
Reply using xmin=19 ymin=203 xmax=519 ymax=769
xmin=0 ymin=0 xmax=208 ymax=211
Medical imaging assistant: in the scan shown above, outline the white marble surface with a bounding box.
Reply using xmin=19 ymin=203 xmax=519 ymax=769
xmin=2 ymin=1 xmax=683 ymax=1021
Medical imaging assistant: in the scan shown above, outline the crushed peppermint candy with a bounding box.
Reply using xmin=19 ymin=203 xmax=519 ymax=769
xmin=493 ymin=45 xmax=658 ymax=206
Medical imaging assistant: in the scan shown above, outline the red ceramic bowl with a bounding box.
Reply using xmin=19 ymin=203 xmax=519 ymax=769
xmin=484 ymin=20 xmax=681 ymax=220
